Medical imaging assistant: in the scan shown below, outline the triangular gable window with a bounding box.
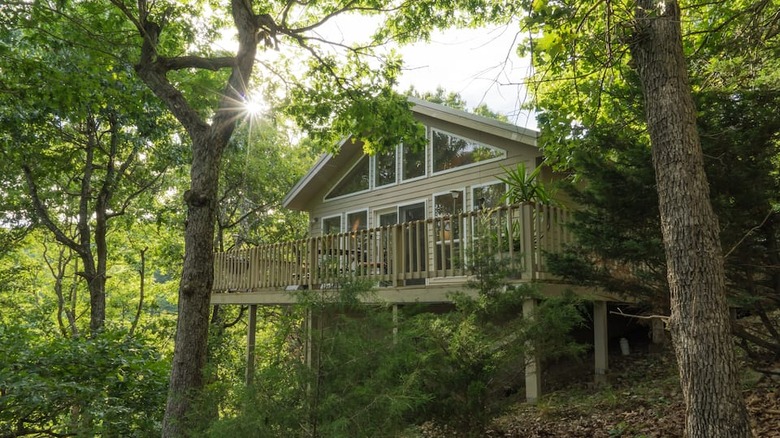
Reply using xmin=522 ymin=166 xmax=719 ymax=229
xmin=325 ymin=155 xmax=370 ymax=200
xmin=432 ymin=129 xmax=505 ymax=173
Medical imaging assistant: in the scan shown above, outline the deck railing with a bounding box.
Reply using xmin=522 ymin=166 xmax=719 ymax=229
xmin=213 ymin=203 xmax=571 ymax=292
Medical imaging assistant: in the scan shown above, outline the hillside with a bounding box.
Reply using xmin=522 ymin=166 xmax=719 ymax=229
xmin=419 ymin=351 xmax=780 ymax=437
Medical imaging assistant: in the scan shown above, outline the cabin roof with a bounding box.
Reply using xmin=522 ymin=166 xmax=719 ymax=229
xmin=282 ymin=97 xmax=539 ymax=211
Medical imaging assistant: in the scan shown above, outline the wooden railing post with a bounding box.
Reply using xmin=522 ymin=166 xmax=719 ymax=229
xmin=211 ymin=203 xmax=571 ymax=293
xmin=521 ymin=203 xmax=535 ymax=279
xmin=308 ymin=238 xmax=317 ymax=289
xmin=393 ymin=224 xmax=403 ymax=287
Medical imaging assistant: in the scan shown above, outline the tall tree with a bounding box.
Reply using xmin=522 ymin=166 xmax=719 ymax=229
xmin=628 ymin=2 xmax=750 ymax=434
xmin=520 ymin=0 xmax=762 ymax=435
xmin=104 ymin=0 xmax=491 ymax=434
xmin=0 ymin=2 xmax=180 ymax=334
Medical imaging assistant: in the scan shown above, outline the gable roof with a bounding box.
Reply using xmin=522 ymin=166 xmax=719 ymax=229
xmin=282 ymin=97 xmax=539 ymax=211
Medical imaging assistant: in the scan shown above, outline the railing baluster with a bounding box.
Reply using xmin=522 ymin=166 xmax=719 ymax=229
xmin=212 ymin=203 xmax=572 ymax=293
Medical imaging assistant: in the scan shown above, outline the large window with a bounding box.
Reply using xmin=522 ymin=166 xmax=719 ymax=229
xmin=374 ymin=149 xmax=396 ymax=187
xmin=346 ymin=210 xmax=368 ymax=232
xmin=434 ymin=190 xmax=464 ymax=219
xmin=326 ymin=155 xmax=369 ymax=200
xmin=432 ymin=130 xmax=505 ymax=173
xmin=377 ymin=210 xmax=398 ymax=227
xmin=322 ymin=216 xmax=342 ymax=235
xmin=402 ymin=144 xmax=425 ymax=181
xmin=473 ymin=182 xmax=506 ymax=210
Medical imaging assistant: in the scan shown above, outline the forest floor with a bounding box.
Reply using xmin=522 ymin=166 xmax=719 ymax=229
xmin=421 ymin=348 xmax=780 ymax=437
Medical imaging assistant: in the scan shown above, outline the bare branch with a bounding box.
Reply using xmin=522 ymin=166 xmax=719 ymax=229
xmin=222 ymin=202 xmax=272 ymax=230
xmin=733 ymin=323 xmax=780 ymax=355
xmin=286 ymin=1 xmax=360 ymax=35
xmin=610 ymin=308 xmax=670 ymax=325
xmin=106 ymin=170 xmax=167 ymax=219
xmin=724 ymin=210 xmax=775 ymax=259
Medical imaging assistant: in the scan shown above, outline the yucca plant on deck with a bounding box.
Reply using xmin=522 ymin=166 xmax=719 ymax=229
xmin=498 ymin=162 xmax=554 ymax=206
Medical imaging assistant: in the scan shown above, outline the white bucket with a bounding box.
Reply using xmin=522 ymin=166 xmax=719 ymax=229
xmin=620 ymin=337 xmax=630 ymax=356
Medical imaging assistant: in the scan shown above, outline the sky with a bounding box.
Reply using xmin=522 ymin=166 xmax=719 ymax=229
xmin=216 ymin=15 xmax=539 ymax=131
xmin=312 ymin=15 xmax=538 ymax=131
xmin=394 ymin=24 xmax=537 ymax=130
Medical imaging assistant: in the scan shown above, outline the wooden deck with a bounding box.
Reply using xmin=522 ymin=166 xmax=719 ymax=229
xmin=212 ymin=203 xmax=573 ymax=305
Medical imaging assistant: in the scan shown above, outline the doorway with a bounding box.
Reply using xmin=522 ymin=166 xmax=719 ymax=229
xmin=398 ymin=202 xmax=426 ymax=285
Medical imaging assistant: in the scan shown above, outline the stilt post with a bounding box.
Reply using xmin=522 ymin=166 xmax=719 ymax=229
xmin=593 ymin=300 xmax=609 ymax=384
xmin=245 ymin=304 xmax=258 ymax=386
xmin=523 ymin=298 xmax=542 ymax=403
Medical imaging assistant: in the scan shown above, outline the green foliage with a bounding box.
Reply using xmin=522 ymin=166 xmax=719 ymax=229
xmin=499 ymin=162 xmax=554 ymax=205
xmin=217 ymin=117 xmax=316 ymax=249
xmin=407 ymin=86 xmax=469 ymax=110
xmin=303 ymin=284 xmax=431 ymax=437
xmin=0 ymin=326 xmax=169 ymax=437
xmin=386 ymin=220 xmax=587 ymax=433
xmin=473 ymin=103 xmax=510 ymax=123
xmin=0 ymin=0 xmax=188 ymax=333
xmin=201 ymin=279 xmax=433 ymax=437
xmin=518 ymin=0 xmax=780 ymax=364
xmin=202 ymin=265 xmax=584 ymax=436
xmin=545 ymin=127 xmax=666 ymax=306
xmin=286 ymin=66 xmax=427 ymax=156
xmin=547 ymin=91 xmax=780 ymax=357
xmin=407 ymin=86 xmax=510 ymax=123
xmin=408 ymin=283 xmax=585 ymax=432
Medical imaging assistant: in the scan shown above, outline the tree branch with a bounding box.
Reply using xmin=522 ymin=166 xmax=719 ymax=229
xmin=724 ymin=210 xmax=775 ymax=259
xmin=222 ymin=305 xmax=247 ymax=329
xmin=129 ymin=247 xmax=147 ymax=338
xmin=287 ymin=0 xmax=359 ymax=35
xmin=610 ymin=308 xmax=670 ymax=325
xmin=21 ymin=166 xmax=86 ymax=258
xmin=158 ymin=56 xmax=236 ymax=71
xmin=733 ymin=323 xmax=780 ymax=355
xmin=222 ymin=202 xmax=272 ymax=230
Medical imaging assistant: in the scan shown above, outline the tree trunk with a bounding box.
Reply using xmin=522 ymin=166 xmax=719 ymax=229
xmin=629 ymin=1 xmax=752 ymax=436
xmin=131 ymin=1 xmax=261 ymax=434
xmin=162 ymin=135 xmax=222 ymax=436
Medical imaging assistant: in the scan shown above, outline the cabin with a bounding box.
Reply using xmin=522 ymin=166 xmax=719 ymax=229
xmin=211 ymin=97 xmax=627 ymax=402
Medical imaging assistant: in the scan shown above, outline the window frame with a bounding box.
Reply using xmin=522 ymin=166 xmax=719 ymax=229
xmin=371 ymin=146 xmax=399 ymax=189
xmin=432 ymin=188 xmax=466 ymax=219
xmin=432 ymin=189 xmax=466 ymax=273
xmin=430 ymin=128 xmax=506 ymax=176
xmin=471 ymin=181 xmax=508 ymax=211
xmin=324 ymin=154 xmax=371 ymax=202
xmin=321 ymin=214 xmax=343 ymax=235
xmin=400 ymin=138 xmax=428 ymax=183
xmin=345 ymin=208 xmax=369 ymax=232
xmin=374 ymin=206 xmax=399 ymax=228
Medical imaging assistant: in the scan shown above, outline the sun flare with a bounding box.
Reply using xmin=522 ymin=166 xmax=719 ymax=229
xmin=243 ymin=93 xmax=266 ymax=117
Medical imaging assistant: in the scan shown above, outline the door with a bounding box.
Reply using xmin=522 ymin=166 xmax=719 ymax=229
xmin=433 ymin=190 xmax=464 ymax=271
xmin=398 ymin=202 xmax=426 ymax=284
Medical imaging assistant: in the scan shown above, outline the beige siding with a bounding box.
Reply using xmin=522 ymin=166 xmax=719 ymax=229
xmin=307 ymin=115 xmax=542 ymax=237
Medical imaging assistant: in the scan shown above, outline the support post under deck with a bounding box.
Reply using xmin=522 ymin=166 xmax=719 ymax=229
xmin=245 ymin=304 xmax=257 ymax=386
xmin=593 ymin=300 xmax=609 ymax=384
xmin=523 ymin=298 xmax=541 ymax=403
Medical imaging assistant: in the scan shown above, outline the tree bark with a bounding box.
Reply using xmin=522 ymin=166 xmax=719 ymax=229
xmin=122 ymin=0 xmax=261 ymax=434
xmin=161 ymin=134 xmax=222 ymax=435
xmin=629 ymin=1 xmax=752 ymax=436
